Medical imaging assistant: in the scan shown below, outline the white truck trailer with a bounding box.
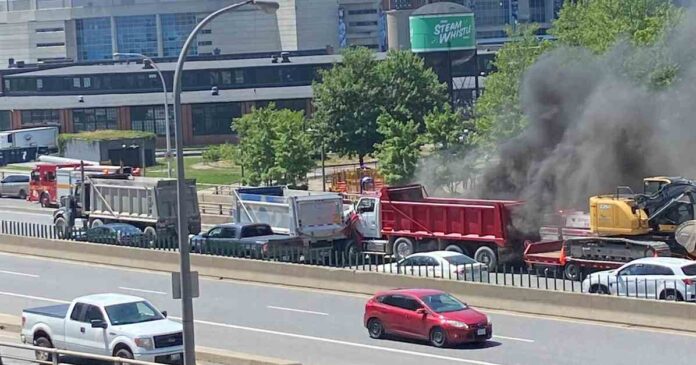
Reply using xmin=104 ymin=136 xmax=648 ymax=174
xmin=0 ymin=126 xmax=58 ymax=154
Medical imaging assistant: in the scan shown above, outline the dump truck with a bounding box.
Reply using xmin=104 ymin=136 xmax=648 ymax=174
xmin=53 ymin=175 xmax=201 ymax=240
xmin=351 ymin=184 xmax=526 ymax=268
xmin=232 ymin=186 xmax=352 ymax=255
xmin=524 ymin=177 xmax=696 ymax=280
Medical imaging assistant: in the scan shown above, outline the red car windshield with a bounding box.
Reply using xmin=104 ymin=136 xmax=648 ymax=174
xmin=421 ymin=293 xmax=468 ymax=313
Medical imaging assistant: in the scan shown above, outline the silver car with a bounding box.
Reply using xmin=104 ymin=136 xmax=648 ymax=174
xmin=0 ymin=174 xmax=29 ymax=199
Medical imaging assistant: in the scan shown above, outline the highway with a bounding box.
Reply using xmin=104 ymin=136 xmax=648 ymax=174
xmin=0 ymin=198 xmax=52 ymax=225
xmin=0 ymin=252 xmax=693 ymax=365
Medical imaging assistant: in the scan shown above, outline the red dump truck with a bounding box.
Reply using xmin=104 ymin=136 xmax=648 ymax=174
xmin=350 ymin=184 xmax=526 ymax=268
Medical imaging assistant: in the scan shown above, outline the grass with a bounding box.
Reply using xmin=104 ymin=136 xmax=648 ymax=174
xmin=1 ymin=165 xmax=32 ymax=172
xmin=146 ymin=156 xmax=242 ymax=186
xmin=60 ymin=130 xmax=156 ymax=142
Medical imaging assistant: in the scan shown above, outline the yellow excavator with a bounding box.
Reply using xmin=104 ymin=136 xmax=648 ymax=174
xmin=588 ymin=176 xmax=696 ymax=259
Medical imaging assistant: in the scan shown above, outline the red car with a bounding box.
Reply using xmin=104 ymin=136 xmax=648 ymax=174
xmin=363 ymin=288 xmax=492 ymax=347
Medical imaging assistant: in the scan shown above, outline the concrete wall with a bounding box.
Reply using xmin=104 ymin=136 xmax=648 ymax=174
xmin=63 ymin=137 xmax=156 ymax=166
xmin=0 ymin=234 xmax=694 ymax=333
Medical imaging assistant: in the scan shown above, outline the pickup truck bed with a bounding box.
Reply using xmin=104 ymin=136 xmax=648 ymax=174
xmin=24 ymin=304 xmax=69 ymax=318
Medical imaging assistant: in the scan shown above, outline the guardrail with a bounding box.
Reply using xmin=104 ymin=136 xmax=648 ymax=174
xmin=0 ymin=340 xmax=159 ymax=365
xmin=2 ymin=220 xmax=694 ymax=304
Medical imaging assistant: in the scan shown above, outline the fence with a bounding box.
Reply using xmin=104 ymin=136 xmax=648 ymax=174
xmin=1 ymin=220 xmax=694 ymax=304
xmin=0 ymin=340 xmax=160 ymax=365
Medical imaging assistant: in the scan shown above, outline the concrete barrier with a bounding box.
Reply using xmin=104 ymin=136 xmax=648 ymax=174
xmin=0 ymin=313 xmax=300 ymax=365
xmin=1 ymin=234 xmax=695 ymax=333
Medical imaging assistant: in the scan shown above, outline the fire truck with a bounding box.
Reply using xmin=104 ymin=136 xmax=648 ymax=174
xmin=29 ymin=163 xmax=136 ymax=207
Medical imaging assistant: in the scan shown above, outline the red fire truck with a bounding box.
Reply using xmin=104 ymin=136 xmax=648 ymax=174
xmin=29 ymin=163 xmax=136 ymax=207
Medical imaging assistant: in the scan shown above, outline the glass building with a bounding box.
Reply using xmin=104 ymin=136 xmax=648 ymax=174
xmin=76 ymin=17 xmax=113 ymax=61
xmin=116 ymin=15 xmax=159 ymax=58
xmin=161 ymin=13 xmax=198 ymax=57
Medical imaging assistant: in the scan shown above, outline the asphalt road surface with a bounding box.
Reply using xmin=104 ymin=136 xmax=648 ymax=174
xmin=0 ymin=252 xmax=693 ymax=365
xmin=0 ymin=198 xmax=52 ymax=225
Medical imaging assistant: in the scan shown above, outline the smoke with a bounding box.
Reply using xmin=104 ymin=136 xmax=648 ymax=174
xmin=472 ymin=11 xmax=696 ymax=233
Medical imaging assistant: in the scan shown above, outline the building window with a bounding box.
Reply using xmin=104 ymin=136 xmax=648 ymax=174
xmin=529 ymin=0 xmax=546 ymax=23
xmin=191 ymin=103 xmax=241 ymax=136
xmin=0 ymin=111 xmax=11 ymax=131
xmin=36 ymin=42 xmax=65 ymax=47
xmin=72 ymin=108 xmax=118 ymax=132
xmin=76 ymin=17 xmax=112 ymax=61
xmin=198 ymin=41 xmax=212 ymax=46
xmin=474 ymin=0 xmax=509 ymax=28
xmin=349 ymin=21 xmax=378 ymax=26
xmin=348 ymin=9 xmax=377 ymax=15
xmin=161 ymin=13 xmax=198 ymax=57
xmin=20 ymin=110 xmax=60 ymax=128
xmin=131 ymin=105 xmax=171 ymax=136
xmin=200 ymin=29 xmax=212 ymax=34
xmin=36 ymin=27 xmax=64 ymax=33
xmin=116 ymin=15 xmax=158 ymax=57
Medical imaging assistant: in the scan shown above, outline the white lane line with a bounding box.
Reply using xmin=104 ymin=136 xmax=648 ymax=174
xmin=0 ymin=270 xmax=39 ymax=278
xmin=266 ymin=306 xmax=329 ymax=316
xmin=0 ymin=291 xmax=69 ymax=304
xmin=492 ymin=335 xmax=534 ymax=343
xmin=169 ymin=316 xmax=505 ymax=365
xmin=118 ymin=287 xmax=168 ymax=295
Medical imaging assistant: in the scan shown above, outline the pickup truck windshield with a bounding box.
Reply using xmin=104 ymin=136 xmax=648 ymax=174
xmin=242 ymin=225 xmax=273 ymax=237
xmin=105 ymin=301 xmax=163 ymax=326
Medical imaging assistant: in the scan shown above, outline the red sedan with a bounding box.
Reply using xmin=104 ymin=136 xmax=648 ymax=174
xmin=363 ymin=288 xmax=492 ymax=347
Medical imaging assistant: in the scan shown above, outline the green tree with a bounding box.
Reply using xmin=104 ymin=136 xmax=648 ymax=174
xmin=374 ymin=111 xmax=422 ymax=185
xmin=234 ymin=105 xmax=314 ymax=186
xmin=550 ymin=0 xmax=680 ymax=53
xmin=312 ymin=47 xmax=382 ymax=165
xmin=473 ymin=25 xmax=552 ymax=148
xmin=269 ymin=109 xmax=316 ymax=186
xmin=377 ymin=50 xmax=448 ymax=127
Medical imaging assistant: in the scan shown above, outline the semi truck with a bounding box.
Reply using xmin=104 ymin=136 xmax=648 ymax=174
xmin=233 ymin=184 xmax=526 ymax=268
xmin=0 ymin=126 xmax=58 ymax=154
xmin=53 ymin=175 xmax=201 ymax=240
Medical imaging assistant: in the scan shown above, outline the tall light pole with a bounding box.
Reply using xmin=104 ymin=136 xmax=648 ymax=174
xmin=171 ymin=2 xmax=279 ymax=365
xmin=113 ymin=52 xmax=173 ymax=178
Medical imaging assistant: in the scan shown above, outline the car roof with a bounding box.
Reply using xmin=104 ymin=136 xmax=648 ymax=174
xmin=213 ymin=223 xmax=267 ymax=229
xmin=374 ymin=288 xmax=446 ymax=297
xmin=102 ymin=223 xmax=138 ymax=229
xmin=631 ymin=257 xmax=695 ymax=267
xmin=408 ymin=251 xmax=462 ymax=259
xmin=74 ymin=293 xmax=146 ymax=306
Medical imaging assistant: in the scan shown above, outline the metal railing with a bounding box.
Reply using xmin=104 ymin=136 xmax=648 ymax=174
xmin=198 ymin=202 xmax=234 ymax=216
xmin=1 ymin=220 xmax=694 ymax=304
xmin=0 ymin=340 xmax=160 ymax=365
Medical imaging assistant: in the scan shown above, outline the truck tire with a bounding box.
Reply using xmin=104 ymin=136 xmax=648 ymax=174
xmin=474 ymin=246 xmax=497 ymax=269
xmin=564 ymin=262 xmax=582 ymax=281
xmin=143 ymin=226 xmax=157 ymax=248
xmin=34 ymin=336 xmax=53 ymax=362
xmin=90 ymin=219 xmax=104 ymax=228
xmin=40 ymin=192 xmax=50 ymax=208
xmin=445 ymin=244 xmax=465 ymax=255
xmin=393 ymin=237 xmax=415 ymax=261
xmin=114 ymin=347 xmax=134 ymax=359
xmin=54 ymin=217 xmax=68 ymax=239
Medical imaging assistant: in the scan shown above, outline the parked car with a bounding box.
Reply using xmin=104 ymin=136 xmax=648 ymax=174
xmin=0 ymin=174 xmax=29 ymax=199
xmin=363 ymin=289 xmax=492 ymax=347
xmin=189 ymin=223 xmax=305 ymax=261
xmin=74 ymin=223 xmax=144 ymax=246
xmin=21 ymin=293 xmax=182 ymax=363
xmin=582 ymin=257 xmax=696 ymax=301
xmin=377 ymin=251 xmax=489 ymax=282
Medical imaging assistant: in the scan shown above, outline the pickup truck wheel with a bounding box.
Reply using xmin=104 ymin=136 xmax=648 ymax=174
xmin=393 ymin=238 xmax=414 ymax=261
xmin=115 ymin=348 xmax=134 ymax=359
xmin=474 ymin=246 xmax=497 ymax=269
xmin=34 ymin=336 xmax=53 ymax=362
xmin=564 ymin=262 xmax=582 ymax=281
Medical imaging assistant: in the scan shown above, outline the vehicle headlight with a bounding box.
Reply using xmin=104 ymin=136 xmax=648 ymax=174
xmin=134 ymin=337 xmax=154 ymax=350
xmin=443 ymin=320 xmax=469 ymax=329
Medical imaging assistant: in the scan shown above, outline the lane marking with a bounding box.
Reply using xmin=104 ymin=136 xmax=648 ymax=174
xmin=118 ymin=287 xmax=167 ymax=295
xmin=266 ymin=306 xmax=329 ymax=316
xmin=0 ymin=211 xmax=51 ymax=218
xmin=492 ymin=335 xmax=534 ymax=343
xmin=0 ymin=270 xmax=39 ymax=278
xmin=170 ymin=316 xmax=504 ymax=365
xmin=0 ymin=291 xmax=69 ymax=304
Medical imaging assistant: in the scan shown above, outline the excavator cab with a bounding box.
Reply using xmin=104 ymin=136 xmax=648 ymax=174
xmin=644 ymin=177 xmax=677 ymax=195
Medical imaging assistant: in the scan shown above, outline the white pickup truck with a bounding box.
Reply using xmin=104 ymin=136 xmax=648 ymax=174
xmin=21 ymin=293 xmax=183 ymax=364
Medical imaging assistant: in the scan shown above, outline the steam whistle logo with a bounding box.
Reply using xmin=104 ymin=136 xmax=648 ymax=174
xmin=433 ymin=19 xmax=472 ymax=45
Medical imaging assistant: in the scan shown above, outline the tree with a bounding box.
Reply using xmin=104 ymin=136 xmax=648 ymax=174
xmin=234 ymin=104 xmax=314 ymax=186
xmin=312 ymin=47 xmax=382 ymax=165
xmin=374 ymin=111 xmax=422 ymax=185
xmin=377 ymin=50 xmax=448 ymax=128
xmin=550 ymin=0 xmax=680 ymax=53
xmin=269 ymin=109 xmax=316 ymax=186
xmin=473 ymin=25 xmax=552 ymax=149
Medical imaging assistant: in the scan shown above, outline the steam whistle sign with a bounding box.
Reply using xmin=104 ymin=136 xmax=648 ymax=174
xmin=410 ymin=13 xmax=476 ymax=53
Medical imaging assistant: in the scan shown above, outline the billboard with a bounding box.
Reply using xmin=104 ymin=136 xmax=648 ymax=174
xmin=409 ymin=13 xmax=475 ymax=53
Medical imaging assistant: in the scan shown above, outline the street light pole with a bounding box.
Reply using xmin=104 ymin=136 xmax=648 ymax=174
xmin=113 ymin=52 xmax=172 ymax=178
xmin=171 ymin=2 xmax=279 ymax=365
